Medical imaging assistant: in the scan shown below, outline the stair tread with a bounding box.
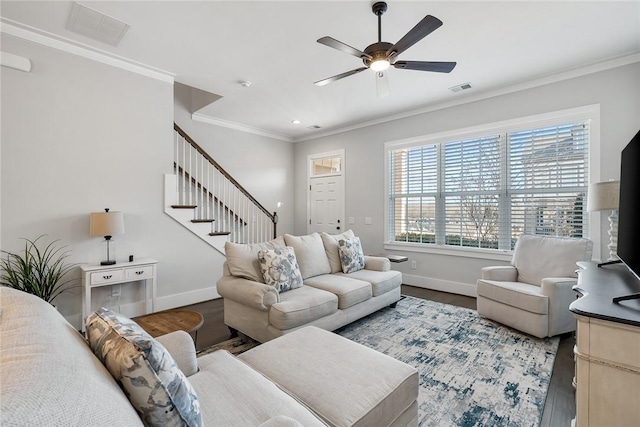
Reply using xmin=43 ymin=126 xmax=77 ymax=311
xmin=191 ymin=219 xmax=215 ymax=223
xmin=209 ymin=231 xmax=231 ymax=236
xmin=171 ymin=205 xmax=197 ymax=209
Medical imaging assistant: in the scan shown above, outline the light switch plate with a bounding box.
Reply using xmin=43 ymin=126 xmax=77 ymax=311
xmin=348 ymin=217 xmax=355 ymax=224
xmin=365 ymin=217 xmax=372 ymax=225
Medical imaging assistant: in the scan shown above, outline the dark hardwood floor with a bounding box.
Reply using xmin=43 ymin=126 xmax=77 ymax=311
xmin=181 ymin=285 xmax=574 ymax=427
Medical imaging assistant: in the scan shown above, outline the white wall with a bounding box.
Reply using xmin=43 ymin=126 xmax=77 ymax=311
xmin=0 ymin=35 xmax=209 ymax=328
xmin=293 ymin=62 xmax=640 ymax=295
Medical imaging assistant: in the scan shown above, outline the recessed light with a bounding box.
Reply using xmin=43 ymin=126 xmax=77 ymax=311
xmin=291 ymin=120 xmax=301 ymax=125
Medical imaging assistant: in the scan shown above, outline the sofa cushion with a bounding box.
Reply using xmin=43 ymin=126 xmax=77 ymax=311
xmin=338 ymin=237 xmax=365 ymax=273
xmin=337 ymin=269 xmax=402 ymax=297
xmin=476 ymin=279 xmax=549 ymax=314
xmin=283 ymin=233 xmax=331 ymax=279
xmin=225 ymin=236 xmax=286 ymax=283
xmin=512 ymin=234 xmax=593 ymax=286
xmin=191 ymin=350 xmax=326 ymax=426
xmin=269 ymin=286 xmax=338 ymax=330
xmin=304 ymin=274 xmax=372 ymax=310
xmin=304 ymin=274 xmax=372 ymax=309
xmin=0 ymin=288 xmax=143 ymax=427
xmin=86 ymin=308 xmax=202 ymax=427
xmin=258 ymin=246 xmax=303 ymax=293
xmin=320 ymin=229 xmax=355 ymax=273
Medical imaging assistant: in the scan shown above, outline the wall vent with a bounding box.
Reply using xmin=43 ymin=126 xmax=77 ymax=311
xmin=307 ymin=125 xmax=322 ymax=130
xmin=67 ymin=2 xmax=130 ymax=47
xmin=449 ymin=82 xmax=472 ymax=93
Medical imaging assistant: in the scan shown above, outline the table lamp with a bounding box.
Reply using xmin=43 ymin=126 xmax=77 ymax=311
xmin=587 ymin=180 xmax=620 ymax=261
xmin=90 ymin=208 xmax=125 ymax=265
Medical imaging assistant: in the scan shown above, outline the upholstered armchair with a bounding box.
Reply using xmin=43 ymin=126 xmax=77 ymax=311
xmin=476 ymin=234 xmax=593 ymax=338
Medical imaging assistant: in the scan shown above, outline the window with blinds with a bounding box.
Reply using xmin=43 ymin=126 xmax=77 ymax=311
xmin=388 ymin=121 xmax=589 ymax=251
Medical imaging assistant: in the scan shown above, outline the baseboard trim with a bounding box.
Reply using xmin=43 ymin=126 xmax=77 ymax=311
xmin=155 ymin=287 xmax=221 ymax=312
xmin=402 ymin=274 xmax=477 ymax=297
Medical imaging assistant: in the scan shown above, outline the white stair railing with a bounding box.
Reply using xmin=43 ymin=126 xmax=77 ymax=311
xmin=173 ymin=124 xmax=277 ymax=244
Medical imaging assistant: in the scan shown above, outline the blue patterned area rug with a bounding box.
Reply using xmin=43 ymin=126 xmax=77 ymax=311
xmin=336 ymin=296 xmax=559 ymax=427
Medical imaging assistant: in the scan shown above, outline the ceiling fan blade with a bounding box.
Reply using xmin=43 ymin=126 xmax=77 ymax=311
xmin=314 ymin=67 xmax=368 ymax=86
xmin=376 ymin=71 xmax=390 ymax=98
xmin=393 ymin=61 xmax=457 ymax=73
xmin=386 ymin=15 xmax=443 ymax=58
xmin=317 ymin=36 xmax=372 ymax=60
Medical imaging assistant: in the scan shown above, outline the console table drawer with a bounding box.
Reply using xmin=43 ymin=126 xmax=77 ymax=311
xmin=90 ymin=270 xmax=124 ymax=285
xmin=125 ymin=265 xmax=153 ymax=280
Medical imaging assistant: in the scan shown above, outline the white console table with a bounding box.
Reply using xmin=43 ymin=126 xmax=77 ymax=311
xmin=81 ymin=258 xmax=158 ymax=331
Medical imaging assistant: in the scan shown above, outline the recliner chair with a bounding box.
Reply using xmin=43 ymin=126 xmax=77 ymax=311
xmin=476 ymin=234 xmax=593 ymax=338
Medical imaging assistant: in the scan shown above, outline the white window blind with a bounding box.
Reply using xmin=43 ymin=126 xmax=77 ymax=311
xmin=388 ymin=121 xmax=589 ymax=251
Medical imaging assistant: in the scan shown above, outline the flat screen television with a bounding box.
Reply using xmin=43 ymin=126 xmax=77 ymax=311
xmin=616 ymin=129 xmax=640 ymax=287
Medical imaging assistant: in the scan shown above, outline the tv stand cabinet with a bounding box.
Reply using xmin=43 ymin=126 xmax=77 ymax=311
xmin=570 ymin=262 xmax=640 ymax=426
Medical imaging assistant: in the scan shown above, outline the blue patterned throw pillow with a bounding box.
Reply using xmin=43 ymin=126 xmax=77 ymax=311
xmin=258 ymin=246 xmax=304 ymax=292
xmin=86 ymin=308 xmax=202 ymax=427
xmin=338 ymin=237 xmax=365 ymax=274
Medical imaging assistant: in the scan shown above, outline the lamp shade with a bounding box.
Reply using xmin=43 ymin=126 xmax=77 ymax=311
xmin=587 ymin=181 xmax=620 ymax=212
xmin=90 ymin=210 xmax=125 ymax=237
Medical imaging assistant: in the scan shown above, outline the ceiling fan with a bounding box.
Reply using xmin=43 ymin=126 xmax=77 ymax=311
xmin=314 ymin=1 xmax=456 ymax=97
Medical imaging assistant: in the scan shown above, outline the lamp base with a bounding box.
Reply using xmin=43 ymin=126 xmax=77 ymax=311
xmin=100 ymin=260 xmax=116 ymax=266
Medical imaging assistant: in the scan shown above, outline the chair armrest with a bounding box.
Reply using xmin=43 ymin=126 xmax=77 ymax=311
xmin=364 ymin=256 xmax=391 ymax=272
xmin=217 ymin=275 xmax=279 ymax=311
xmin=480 ymin=266 xmax=518 ymax=281
xmin=541 ymin=277 xmax=578 ymax=336
xmin=156 ymin=330 xmax=198 ymax=377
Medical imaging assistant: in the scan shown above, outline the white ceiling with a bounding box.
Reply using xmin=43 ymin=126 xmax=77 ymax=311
xmin=2 ymin=1 xmax=639 ymax=141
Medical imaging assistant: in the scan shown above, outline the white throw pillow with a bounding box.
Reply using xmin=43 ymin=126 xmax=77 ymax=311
xmin=258 ymin=246 xmax=304 ymax=292
xmin=284 ymin=233 xmax=332 ymax=279
xmin=338 ymin=237 xmax=365 ymax=274
xmin=321 ymin=230 xmax=356 ymax=273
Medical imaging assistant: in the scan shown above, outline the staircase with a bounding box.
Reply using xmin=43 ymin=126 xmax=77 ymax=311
xmin=165 ymin=124 xmax=278 ymax=254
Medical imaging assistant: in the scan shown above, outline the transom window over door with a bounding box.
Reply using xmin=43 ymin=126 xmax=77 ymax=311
xmin=386 ymin=112 xmax=591 ymax=252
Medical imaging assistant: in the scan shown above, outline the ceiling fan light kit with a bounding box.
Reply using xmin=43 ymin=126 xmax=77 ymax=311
xmin=314 ymin=1 xmax=457 ymax=95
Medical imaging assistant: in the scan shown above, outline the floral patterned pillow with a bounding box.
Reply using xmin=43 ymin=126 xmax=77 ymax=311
xmin=86 ymin=308 xmax=202 ymax=427
xmin=258 ymin=246 xmax=304 ymax=292
xmin=338 ymin=237 xmax=365 ymax=274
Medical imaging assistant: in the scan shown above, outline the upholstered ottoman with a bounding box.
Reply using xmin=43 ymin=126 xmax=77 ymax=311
xmin=239 ymin=326 xmax=419 ymax=427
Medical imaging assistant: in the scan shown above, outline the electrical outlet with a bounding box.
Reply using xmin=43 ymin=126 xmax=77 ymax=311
xmin=411 ymin=261 xmax=417 ymax=269
xmin=111 ymin=284 xmax=121 ymax=297
xmin=365 ymin=217 xmax=372 ymax=225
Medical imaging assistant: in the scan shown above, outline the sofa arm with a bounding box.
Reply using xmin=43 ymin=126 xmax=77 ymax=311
xmin=364 ymin=256 xmax=391 ymax=272
xmin=540 ymin=277 xmax=578 ymax=336
xmin=217 ymin=275 xmax=279 ymax=311
xmin=156 ymin=330 xmax=198 ymax=377
xmin=480 ymin=265 xmax=518 ymax=281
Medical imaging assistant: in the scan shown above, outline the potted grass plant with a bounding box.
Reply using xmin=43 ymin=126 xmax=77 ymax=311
xmin=0 ymin=236 xmax=78 ymax=304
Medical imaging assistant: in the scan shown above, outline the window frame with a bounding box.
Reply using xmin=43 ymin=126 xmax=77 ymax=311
xmin=383 ymin=105 xmax=602 ymax=261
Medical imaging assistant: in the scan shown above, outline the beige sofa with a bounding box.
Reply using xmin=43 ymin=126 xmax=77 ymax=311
xmin=1 ymin=287 xmax=418 ymax=426
xmin=217 ymin=231 xmax=403 ymax=343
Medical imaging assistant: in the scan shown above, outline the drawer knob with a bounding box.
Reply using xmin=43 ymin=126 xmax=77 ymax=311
xmin=103 ymin=275 xmax=112 ymax=279
xmin=135 ymin=271 xmax=144 ymax=275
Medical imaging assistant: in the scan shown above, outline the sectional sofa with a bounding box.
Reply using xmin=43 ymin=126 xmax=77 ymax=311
xmin=1 ymin=285 xmax=419 ymax=426
xmin=217 ymin=230 xmax=403 ymax=342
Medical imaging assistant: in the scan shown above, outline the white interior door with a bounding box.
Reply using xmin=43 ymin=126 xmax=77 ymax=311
xmin=308 ymin=151 xmax=345 ymax=235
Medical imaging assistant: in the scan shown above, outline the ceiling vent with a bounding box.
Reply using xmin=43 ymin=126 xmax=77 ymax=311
xmin=307 ymin=125 xmax=322 ymax=130
xmin=66 ymin=2 xmax=130 ymax=47
xmin=449 ymin=82 xmax=472 ymax=93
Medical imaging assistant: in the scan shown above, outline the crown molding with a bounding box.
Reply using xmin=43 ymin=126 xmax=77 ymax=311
xmin=192 ymin=112 xmax=294 ymax=142
xmin=0 ymin=18 xmax=174 ymax=83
